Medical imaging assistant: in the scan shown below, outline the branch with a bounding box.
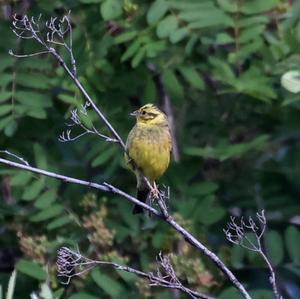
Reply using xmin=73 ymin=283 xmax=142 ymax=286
xmin=57 ymin=247 xmax=213 ymax=299
xmin=224 ymin=211 xmax=282 ymax=299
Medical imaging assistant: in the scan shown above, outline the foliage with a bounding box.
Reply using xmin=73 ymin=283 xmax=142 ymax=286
xmin=0 ymin=0 xmax=300 ymax=298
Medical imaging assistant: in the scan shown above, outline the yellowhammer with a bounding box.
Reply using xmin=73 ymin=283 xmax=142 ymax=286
xmin=125 ymin=104 xmax=172 ymax=213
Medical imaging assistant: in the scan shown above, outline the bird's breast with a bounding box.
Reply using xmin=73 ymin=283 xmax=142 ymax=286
xmin=126 ymin=125 xmax=171 ymax=181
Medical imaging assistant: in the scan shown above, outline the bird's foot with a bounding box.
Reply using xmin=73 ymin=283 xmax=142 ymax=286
xmin=149 ymin=182 xmax=162 ymax=199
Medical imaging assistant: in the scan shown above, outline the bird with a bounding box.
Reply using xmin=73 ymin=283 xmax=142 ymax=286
xmin=125 ymin=103 xmax=172 ymax=214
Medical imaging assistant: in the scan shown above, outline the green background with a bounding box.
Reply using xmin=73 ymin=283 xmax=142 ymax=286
xmin=0 ymin=0 xmax=300 ymax=298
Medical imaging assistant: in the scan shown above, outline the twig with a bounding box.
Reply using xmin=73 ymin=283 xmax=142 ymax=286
xmin=224 ymin=211 xmax=282 ymax=299
xmin=0 ymin=150 xmax=29 ymax=166
xmin=9 ymin=13 xmax=126 ymax=149
xmin=56 ymin=247 xmax=213 ymax=299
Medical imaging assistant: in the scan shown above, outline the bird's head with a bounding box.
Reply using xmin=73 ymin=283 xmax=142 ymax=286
xmin=131 ymin=104 xmax=168 ymax=126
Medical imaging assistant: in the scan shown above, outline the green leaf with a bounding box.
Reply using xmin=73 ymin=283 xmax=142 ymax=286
xmin=34 ymin=143 xmax=47 ymax=169
xmin=162 ymin=69 xmax=184 ymax=101
xmin=16 ymin=260 xmax=47 ymax=281
xmin=4 ymin=119 xmax=17 ymax=137
xmin=178 ymin=66 xmax=205 ymax=90
xmin=239 ymin=25 xmax=266 ymax=44
xmin=231 ymin=245 xmax=245 ymax=269
xmin=241 ymin=0 xmax=280 ymax=14
xmin=265 ymin=230 xmax=284 ymax=266
xmin=121 ymin=39 xmax=141 ymax=62
xmin=15 ymin=91 xmax=52 ymax=108
xmin=131 ymin=47 xmax=146 ymax=68
xmin=11 ymin=171 xmax=32 ymax=187
xmin=156 ymin=15 xmax=178 ymax=39
xmin=0 ymin=92 xmax=12 ymax=103
xmin=0 ymin=116 xmax=12 ymax=131
xmin=57 ymin=94 xmax=77 ymax=105
xmin=91 ymin=269 xmax=124 ymax=297
xmin=92 ymin=147 xmax=118 ymax=167
xmin=16 ymin=73 xmax=49 ymax=89
xmin=219 ymin=287 xmax=243 ymax=299
xmin=80 ymin=0 xmax=102 ymax=3
xmin=68 ymin=293 xmax=98 ymax=299
xmin=170 ymin=27 xmax=189 ymax=43
xmin=34 ymin=189 xmax=57 ymax=209
xmin=147 ymin=0 xmax=169 ymax=25
xmin=0 ymin=55 xmax=14 ymax=71
xmin=185 ymin=135 xmax=269 ymax=161
xmin=0 ymin=105 xmax=12 ymax=117
xmin=22 ymin=179 xmax=44 ymax=201
xmin=189 ymin=181 xmax=219 ymax=196
xmin=114 ymin=31 xmax=137 ymax=44
xmin=0 ymin=74 xmax=13 ymax=87
xmin=285 ymin=226 xmax=300 ymax=264
xmin=47 ymin=215 xmax=72 ymax=230
xmin=30 ymin=204 xmax=64 ymax=222
xmin=101 ymin=0 xmax=122 ymax=20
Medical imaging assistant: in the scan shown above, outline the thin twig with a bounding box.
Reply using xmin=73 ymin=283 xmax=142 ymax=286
xmin=56 ymin=247 xmax=214 ymax=299
xmin=224 ymin=211 xmax=282 ymax=299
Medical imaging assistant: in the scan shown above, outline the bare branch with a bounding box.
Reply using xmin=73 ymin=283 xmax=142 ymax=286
xmin=224 ymin=211 xmax=282 ymax=299
xmin=0 ymin=150 xmax=29 ymax=166
xmin=56 ymin=247 xmax=213 ymax=299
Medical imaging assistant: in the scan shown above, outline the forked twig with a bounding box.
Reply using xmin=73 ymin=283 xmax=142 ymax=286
xmin=56 ymin=247 xmax=213 ymax=299
xmin=224 ymin=211 xmax=282 ymax=299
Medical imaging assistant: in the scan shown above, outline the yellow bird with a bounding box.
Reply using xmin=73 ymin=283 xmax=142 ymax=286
xmin=125 ymin=104 xmax=172 ymax=213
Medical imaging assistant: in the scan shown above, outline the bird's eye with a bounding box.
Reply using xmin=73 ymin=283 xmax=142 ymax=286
xmin=141 ymin=111 xmax=146 ymax=115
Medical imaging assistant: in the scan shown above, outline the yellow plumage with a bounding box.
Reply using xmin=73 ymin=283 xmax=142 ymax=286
xmin=125 ymin=104 xmax=172 ymax=213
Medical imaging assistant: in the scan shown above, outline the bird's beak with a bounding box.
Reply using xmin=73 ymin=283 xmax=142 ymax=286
xmin=130 ymin=110 xmax=139 ymax=117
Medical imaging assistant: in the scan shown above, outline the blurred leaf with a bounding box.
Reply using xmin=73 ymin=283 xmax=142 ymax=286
xmin=265 ymin=230 xmax=284 ymax=266
xmin=30 ymin=204 xmax=64 ymax=222
xmin=101 ymin=0 xmax=122 ymax=20
xmin=34 ymin=189 xmax=57 ymax=209
xmin=241 ymin=0 xmax=280 ymax=14
xmin=170 ymin=27 xmax=189 ymax=43
xmin=156 ymin=16 xmax=178 ymax=39
xmin=114 ymin=31 xmax=137 ymax=44
xmin=185 ymin=135 xmax=270 ymax=161
xmin=285 ymin=226 xmax=300 ymax=264
xmin=188 ymin=181 xmax=219 ymax=196
xmin=47 ymin=215 xmax=72 ymax=230
xmin=147 ymin=0 xmax=169 ymax=25
xmin=0 ymin=92 xmax=12 ymax=103
xmin=162 ymin=69 xmax=184 ymax=101
xmin=91 ymin=269 xmax=124 ymax=297
xmin=22 ymin=179 xmax=45 ymax=201
xmin=219 ymin=287 xmax=243 ymax=299
xmin=11 ymin=171 xmax=32 ymax=187
xmin=16 ymin=260 xmax=47 ymax=281
xmin=178 ymin=66 xmax=205 ymax=90
xmin=68 ymin=293 xmax=98 ymax=299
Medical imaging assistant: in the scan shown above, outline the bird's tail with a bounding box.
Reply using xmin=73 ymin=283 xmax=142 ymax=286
xmin=133 ymin=187 xmax=150 ymax=214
